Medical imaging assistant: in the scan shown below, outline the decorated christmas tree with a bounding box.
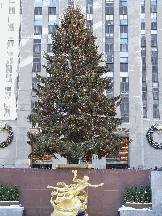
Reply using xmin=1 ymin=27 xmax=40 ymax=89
xmin=134 ymin=185 xmax=140 ymax=203
xmin=27 ymin=6 xmax=131 ymax=164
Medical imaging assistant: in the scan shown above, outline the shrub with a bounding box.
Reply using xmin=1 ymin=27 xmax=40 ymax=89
xmin=0 ymin=184 xmax=19 ymax=201
xmin=123 ymin=185 xmax=151 ymax=203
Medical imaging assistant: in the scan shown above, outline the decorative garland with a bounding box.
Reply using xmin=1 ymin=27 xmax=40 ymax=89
xmin=0 ymin=124 xmax=13 ymax=148
xmin=146 ymin=124 xmax=162 ymax=149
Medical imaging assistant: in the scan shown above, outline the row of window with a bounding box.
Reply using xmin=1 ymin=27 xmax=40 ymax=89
xmin=34 ymin=7 xmax=56 ymax=15
xmin=34 ymin=25 xmax=56 ymax=35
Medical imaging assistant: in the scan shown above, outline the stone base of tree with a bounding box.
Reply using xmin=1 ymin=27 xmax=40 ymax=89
xmin=125 ymin=202 xmax=152 ymax=209
xmin=0 ymin=201 xmax=20 ymax=206
xmin=118 ymin=205 xmax=154 ymax=216
xmin=54 ymin=164 xmax=92 ymax=169
xmin=0 ymin=204 xmax=24 ymax=216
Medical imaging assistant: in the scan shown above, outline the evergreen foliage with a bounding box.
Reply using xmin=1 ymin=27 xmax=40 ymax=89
xmin=0 ymin=184 xmax=19 ymax=201
xmin=123 ymin=185 xmax=151 ymax=203
xmin=27 ymin=6 xmax=131 ymax=163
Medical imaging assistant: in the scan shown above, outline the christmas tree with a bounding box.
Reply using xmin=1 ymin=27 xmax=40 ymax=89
xmin=27 ymin=6 xmax=131 ymax=164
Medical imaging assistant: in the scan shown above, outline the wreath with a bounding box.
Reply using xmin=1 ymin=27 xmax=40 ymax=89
xmin=146 ymin=124 xmax=162 ymax=149
xmin=0 ymin=124 xmax=13 ymax=148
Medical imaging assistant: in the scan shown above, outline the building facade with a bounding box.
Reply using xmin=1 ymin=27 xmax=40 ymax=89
xmin=0 ymin=0 xmax=162 ymax=169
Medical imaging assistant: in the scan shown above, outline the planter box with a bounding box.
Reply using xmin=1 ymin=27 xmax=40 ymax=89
xmin=118 ymin=205 xmax=154 ymax=216
xmin=125 ymin=202 xmax=152 ymax=209
xmin=0 ymin=201 xmax=19 ymax=206
xmin=54 ymin=164 xmax=92 ymax=169
xmin=0 ymin=205 xmax=24 ymax=216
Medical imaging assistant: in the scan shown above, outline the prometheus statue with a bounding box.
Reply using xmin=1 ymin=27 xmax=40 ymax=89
xmin=47 ymin=170 xmax=104 ymax=216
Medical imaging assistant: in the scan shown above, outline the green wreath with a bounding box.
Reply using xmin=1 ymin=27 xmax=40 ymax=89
xmin=0 ymin=124 xmax=13 ymax=148
xmin=146 ymin=124 xmax=162 ymax=149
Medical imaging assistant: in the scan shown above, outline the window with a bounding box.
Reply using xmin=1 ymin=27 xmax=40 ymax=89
xmin=151 ymin=13 xmax=157 ymax=30
xmin=33 ymin=57 xmax=41 ymax=62
xmin=120 ymin=38 xmax=128 ymax=52
xmin=151 ymin=5 xmax=157 ymax=12
xmin=8 ymin=23 xmax=14 ymax=31
xmin=48 ymin=25 xmax=56 ymax=34
xmin=49 ymin=0 xmax=56 ymax=7
xmin=47 ymin=44 xmax=52 ymax=53
xmin=142 ymin=73 xmax=146 ymax=82
xmin=105 ymin=44 xmax=113 ymax=52
xmin=141 ymin=0 xmax=145 ymax=13
xmin=105 ymin=25 xmax=114 ymax=36
xmin=32 ymin=78 xmax=40 ymax=89
xmin=120 ymin=15 xmax=127 ymax=25
xmin=32 ymin=63 xmax=41 ymax=72
xmin=151 ymin=0 xmax=157 ymax=12
xmin=48 ymin=7 xmax=56 ymax=15
xmin=105 ymin=6 xmax=113 ymax=15
xmin=9 ymin=3 xmax=15 ymax=14
xmin=106 ymin=15 xmax=113 ymax=20
xmin=34 ymin=26 xmax=42 ymax=35
xmin=48 ymin=15 xmax=56 ymax=25
xmin=142 ymin=92 xmax=147 ymax=100
xmin=153 ymin=104 xmax=159 ymax=118
xmin=4 ymin=104 xmax=10 ymax=118
xmin=120 ymin=101 xmax=129 ymax=112
xmin=142 ymin=56 xmax=146 ymax=65
xmin=7 ymin=57 xmax=13 ymax=64
xmin=143 ymin=107 xmax=147 ymax=118
xmin=151 ymin=13 xmax=157 ymax=22
xmin=142 ymin=82 xmax=147 ymax=91
xmin=120 ymin=77 xmax=129 ymax=92
xmin=107 ymin=63 xmax=114 ymax=72
xmin=6 ymin=73 xmax=12 ymax=82
xmin=152 ymin=82 xmax=158 ymax=89
xmin=141 ymin=34 xmax=146 ymax=47
xmin=6 ymin=65 xmax=12 ymax=73
xmin=5 ymin=87 xmax=11 ymax=99
xmin=141 ymin=47 xmax=146 ymax=56
xmin=141 ymin=22 xmax=145 ymax=30
xmin=151 ymin=48 xmax=158 ymax=65
xmin=106 ymin=53 xmax=114 ymax=63
xmin=119 ymin=5 xmax=127 ymax=15
xmin=152 ymin=72 xmax=158 ymax=82
xmin=151 ymin=34 xmax=157 ymax=47
xmin=141 ymin=13 xmax=145 ymax=23
xmin=151 ymin=22 xmax=157 ymax=30
xmin=34 ymin=39 xmax=41 ymax=44
xmin=153 ymin=91 xmax=159 ymax=100
xmin=34 ymin=7 xmax=42 ymax=15
xmin=120 ymin=63 xmax=128 ymax=72
xmin=34 ymin=16 xmax=42 ymax=25
xmin=87 ymin=4 xmax=93 ymax=14
xmin=120 ymin=44 xmax=128 ymax=52
xmin=34 ymin=0 xmax=42 ymax=7
xmin=142 ymin=65 xmax=146 ymax=73
xmin=120 ymin=57 xmax=128 ymax=63
xmin=106 ymin=0 xmax=113 ymax=7
xmin=152 ymin=66 xmax=158 ymax=72
xmin=33 ymin=44 xmax=41 ymax=54
xmin=120 ymin=25 xmax=128 ymax=38
xmin=7 ymin=40 xmax=14 ymax=48
xmin=87 ymin=22 xmax=93 ymax=32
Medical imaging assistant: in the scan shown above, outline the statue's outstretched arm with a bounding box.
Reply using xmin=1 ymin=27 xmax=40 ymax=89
xmin=88 ymin=183 xmax=104 ymax=188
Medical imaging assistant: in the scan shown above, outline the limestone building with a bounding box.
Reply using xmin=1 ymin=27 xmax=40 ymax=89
xmin=0 ymin=0 xmax=162 ymax=169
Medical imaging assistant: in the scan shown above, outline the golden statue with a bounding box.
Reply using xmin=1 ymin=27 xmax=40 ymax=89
xmin=47 ymin=170 xmax=104 ymax=216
